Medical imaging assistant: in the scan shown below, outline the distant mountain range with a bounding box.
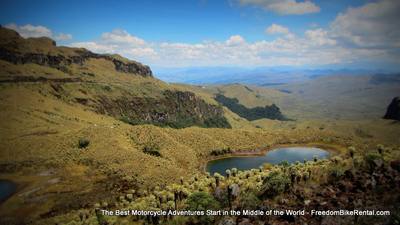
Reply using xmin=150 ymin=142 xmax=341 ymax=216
xmin=153 ymin=66 xmax=389 ymax=85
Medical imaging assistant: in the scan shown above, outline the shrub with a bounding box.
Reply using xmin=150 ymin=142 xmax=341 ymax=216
xmin=348 ymin=146 xmax=355 ymax=158
xmin=225 ymin=169 xmax=231 ymax=178
xmin=119 ymin=116 xmax=144 ymax=126
xmin=231 ymin=168 xmax=238 ymax=177
xmin=364 ymin=152 xmax=383 ymax=172
xmin=78 ymin=138 xmax=90 ymax=149
xmin=143 ymin=143 xmax=161 ymax=157
xmin=210 ymin=147 xmax=232 ymax=156
xmin=279 ymin=160 xmax=290 ymax=167
xmin=260 ymin=170 xmax=291 ymax=198
xmin=186 ymin=192 xmax=220 ymax=225
xmin=203 ymin=117 xmax=231 ymax=128
xmin=187 ymin=192 xmax=220 ymax=211
xmin=377 ymin=144 xmax=385 ymax=155
xmin=329 ymin=166 xmax=345 ymax=182
xmin=238 ymin=192 xmax=261 ymax=210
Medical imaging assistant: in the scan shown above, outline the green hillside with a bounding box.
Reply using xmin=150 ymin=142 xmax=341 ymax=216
xmin=0 ymin=27 xmax=399 ymax=225
xmin=214 ymin=94 xmax=288 ymax=121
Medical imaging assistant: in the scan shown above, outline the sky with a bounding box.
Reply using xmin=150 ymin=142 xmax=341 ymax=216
xmin=1 ymin=0 xmax=400 ymax=71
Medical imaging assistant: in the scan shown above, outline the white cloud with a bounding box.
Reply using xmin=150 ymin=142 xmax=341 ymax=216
xmin=266 ymin=24 xmax=290 ymax=35
xmin=305 ymin=29 xmax=336 ymax=46
xmin=70 ymin=27 xmax=394 ymax=68
xmin=70 ymin=29 xmax=157 ymax=59
xmin=101 ymin=29 xmax=146 ymax=46
xmin=239 ymin=0 xmax=320 ymax=15
xmin=54 ymin=33 xmax=72 ymax=41
xmin=5 ymin=23 xmax=73 ymax=41
xmin=71 ymin=41 xmax=115 ymax=53
xmin=330 ymin=0 xmax=400 ymax=48
xmin=226 ymin=35 xmax=246 ymax=46
xmin=5 ymin=23 xmax=52 ymax=38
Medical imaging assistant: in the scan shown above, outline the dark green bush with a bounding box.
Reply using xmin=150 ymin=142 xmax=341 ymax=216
xmin=187 ymin=192 xmax=220 ymax=211
xmin=120 ymin=115 xmax=231 ymax=129
xmin=364 ymin=152 xmax=383 ymax=172
xmin=143 ymin=143 xmax=161 ymax=157
xmin=238 ymin=192 xmax=261 ymax=210
xmin=215 ymin=94 xmax=288 ymax=121
xmin=260 ymin=170 xmax=291 ymax=198
xmin=279 ymin=160 xmax=290 ymax=167
xmin=187 ymin=192 xmax=220 ymax=225
xmin=78 ymin=138 xmax=90 ymax=149
xmin=210 ymin=147 xmax=232 ymax=156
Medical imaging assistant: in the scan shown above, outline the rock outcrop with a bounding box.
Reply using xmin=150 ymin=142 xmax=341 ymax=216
xmin=0 ymin=26 xmax=152 ymax=77
xmin=95 ymin=90 xmax=231 ymax=128
xmin=0 ymin=26 xmax=231 ymax=129
xmin=383 ymin=97 xmax=400 ymax=121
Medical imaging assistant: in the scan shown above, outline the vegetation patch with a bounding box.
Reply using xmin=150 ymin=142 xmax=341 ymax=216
xmin=143 ymin=142 xmax=162 ymax=157
xmin=210 ymin=147 xmax=232 ymax=156
xmin=260 ymin=170 xmax=291 ymax=197
xmin=215 ymin=94 xmax=288 ymax=121
xmin=78 ymin=138 xmax=90 ymax=149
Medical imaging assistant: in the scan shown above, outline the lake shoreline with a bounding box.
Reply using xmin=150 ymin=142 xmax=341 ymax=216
xmin=203 ymin=142 xmax=343 ymax=173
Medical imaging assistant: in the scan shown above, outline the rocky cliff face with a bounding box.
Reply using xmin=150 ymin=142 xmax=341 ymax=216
xmin=0 ymin=26 xmax=152 ymax=77
xmin=384 ymin=97 xmax=400 ymax=121
xmin=96 ymin=90 xmax=231 ymax=128
xmin=0 ymin=26 xmax=231 ymax=128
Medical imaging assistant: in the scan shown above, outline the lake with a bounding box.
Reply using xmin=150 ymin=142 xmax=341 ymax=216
xmin=206 ymin=147 xmax=330 ymax=176
xmin=0 ymin=180 xmax=17 ymax=203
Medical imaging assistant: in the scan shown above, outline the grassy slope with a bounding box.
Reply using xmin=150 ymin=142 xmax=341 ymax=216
xmin=201 ymin=75 xmax=400 ymax=121
xmin=0 ymin=74 xmax=346 ymax=222
xmin=196 ymin=79 xmax=400 ymax=146
xmin=1 ymin=30 xmax=399 ymax=223
xmin=273 ymin=74 xmax=400 ymax=120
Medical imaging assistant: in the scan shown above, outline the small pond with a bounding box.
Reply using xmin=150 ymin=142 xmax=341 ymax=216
xmin=0 ymin=180 xmax=17 ymax=203
xmin=206 ymin=147 xmax=330 ymax=176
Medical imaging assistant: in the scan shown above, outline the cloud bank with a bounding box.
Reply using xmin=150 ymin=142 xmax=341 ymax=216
xmin=69 ymin=27 xmax=390 ymax=68
xmin=266 ymin=24 xmax=290 ymax=35
xmin=238 ymin=0 xmax=320 ymax=15
xmin=330 ymin=0 xmax=400 ymax=48
xmin=6 ymin=0 xmax=400 ymax=69
xmin=68 ymin=0 xmax=398 ymax=68
xmin=5 ymin=23 xmax=73 ymax=41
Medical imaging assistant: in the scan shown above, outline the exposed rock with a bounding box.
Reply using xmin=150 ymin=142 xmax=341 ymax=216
xmin=229 ymin=184 xmax=240 ymax=197
xmin=383 ymin=97 xmax=400 ymax=121
xmin=373 ymin=159 xmax=384 ymax=169
xmin=0 ymin=76 xmax=82 ymax=83
xmin=0 ymin=27 xmax=152 ymax=77
xmin=238 ymin=218 xmax=253 ymax=225
xmin=218 ymin=218 xmax=236 ymax=225
xmin=95 ymin=90 xmax=231 ymax=128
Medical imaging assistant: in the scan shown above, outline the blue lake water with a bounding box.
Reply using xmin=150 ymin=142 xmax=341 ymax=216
xmin=206 ymin=147 xmax=330 ymax=176
xmin=0 ymin=180 xmax=17 ymax=203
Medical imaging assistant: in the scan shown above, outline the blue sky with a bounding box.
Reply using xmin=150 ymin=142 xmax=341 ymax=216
xmin=1 ymin=0 xmax=399 ymax=70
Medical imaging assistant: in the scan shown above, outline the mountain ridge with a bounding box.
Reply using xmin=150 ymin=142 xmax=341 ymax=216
xmin=0 ymin=26 xmax=152 ymax=77
xmin=0 ymin=26 xmax=231 ymax=129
